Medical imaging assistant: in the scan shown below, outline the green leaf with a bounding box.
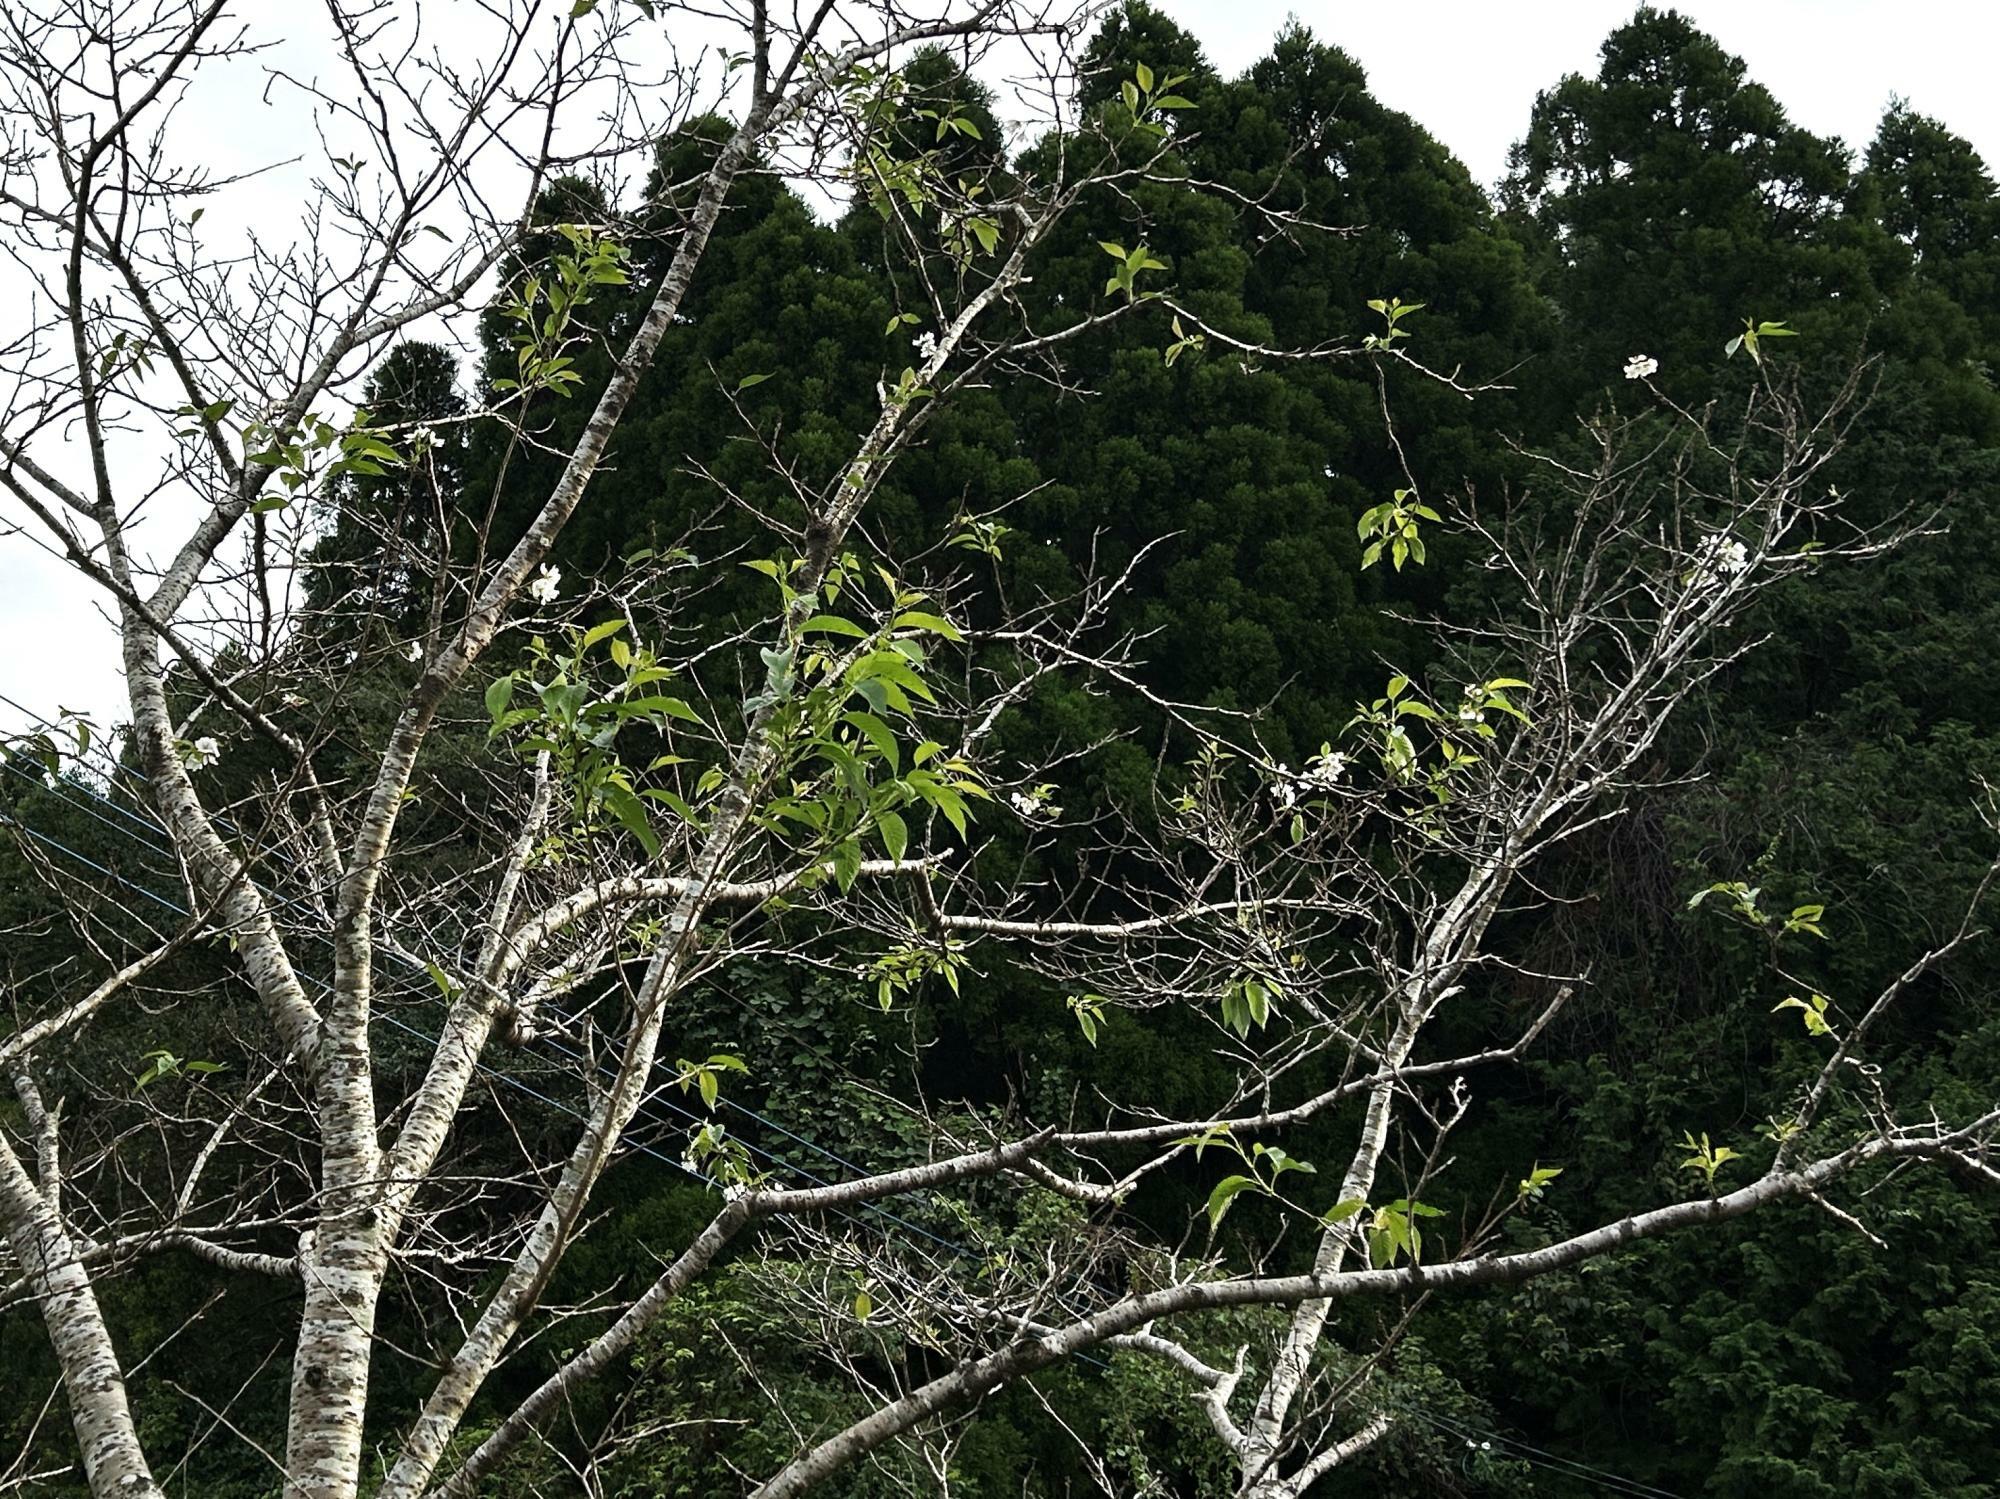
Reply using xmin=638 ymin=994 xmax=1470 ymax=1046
xmin=853 ymin=1289 xmax=873 ymax=1321
xmin=1206 ymin=1174 xmax=1258 ymax=1231
xmin=850 ymin=651 xmax=936 ymax=706
xmin=842 ymin=710 xmax=900 ymax=771
xmin=831 ymin=839 xmax=864 ymax=894
xmin=801 ymin=614 xmax=871 ymax=639
xmin=1257 ymin=1144 xmax=1313 ymax=1177
xmin=641 ymin=788 xmax=701 ymax=827
xmin=1774 ymin=994 xmax=1835 ymax=1037
xmin=890 ymin=610 xmax=963 ymax=641
xmin=601 ymin=784 xmax=661 ymax=859
xmin=1180 ymin=1124 xmax=1231 ymax=1160
xmin=928 ymin=783 xmax=970 ymax=838
xmin=1220 ymin=986 xmax=1249 ymax=1038
xmin=877 ymin=809 xmax=909 ymax=865
xmin=1243 ymin=978 xmax=1270 ymax=1027
xmin=1518 ymin=1164 xmax=1564 ymax=1198
xmin=735 ymin=372 xmax=773 ymax=393
xmin=621 ymin=695 xmax=702 ymax=725
xmin=1367 ymin=1219 xmax=1404 ymax=1266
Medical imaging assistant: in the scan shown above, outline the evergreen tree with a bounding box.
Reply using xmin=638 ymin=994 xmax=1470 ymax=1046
xmin=1503 ymin=5 xmax=1865 ymax=414
xmin=1457 ymin=17 xmax=2000 ymax=1495
xmin=303 ymin=341 xmax=469 ymax=639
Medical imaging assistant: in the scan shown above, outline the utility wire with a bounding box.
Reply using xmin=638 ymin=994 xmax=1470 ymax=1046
xmin=4 ymin=697 xmax=1697 ymax=1496
xmin=0 ymin=717 xmax=1115 ymax=1362
xmin=0 ymin=687 xmax=1089 ymax=1263
xmin=1408 ymin=1406 xmax=1685 ymax=1499
xmin=0 ymin=739 xmax=994 ymax=1261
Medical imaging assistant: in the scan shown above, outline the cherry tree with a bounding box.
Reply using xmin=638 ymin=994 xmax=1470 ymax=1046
xmin=0 ymin=1 xmax=1993 ymax=1497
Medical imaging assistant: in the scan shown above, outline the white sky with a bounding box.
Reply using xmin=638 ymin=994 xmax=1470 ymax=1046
xmin=4 ymin=0 xmax=1997 ymax=741
xmin=1175 ymin=1 xmax=2000 ymax=190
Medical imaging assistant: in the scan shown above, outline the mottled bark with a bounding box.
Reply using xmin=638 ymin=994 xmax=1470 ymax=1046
xmin=0 ymin=1131 xmax=160 ymax=1499
xmin=751 ymin=1132 xmax=1944 ymax=1499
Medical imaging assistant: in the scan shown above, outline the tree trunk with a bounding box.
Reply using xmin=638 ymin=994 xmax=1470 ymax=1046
xmin=0 ymin=1134 xmax=162 ymax=1499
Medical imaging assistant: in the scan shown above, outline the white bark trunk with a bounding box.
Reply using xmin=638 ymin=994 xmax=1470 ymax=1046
xmin=0 ymin=1132 xmax=161 ymax=1499
xmin=376 ymin=801 xmax=751 ymax=1498
xmin=1237 ymin=848 xmax=1518 ymax=1494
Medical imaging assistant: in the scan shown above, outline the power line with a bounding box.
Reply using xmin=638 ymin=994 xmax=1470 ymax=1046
xmin=1408 ymin=1406 xmax=1685 ymax=1499
xmin=0 ymin=735 xmax=990 ymax=1259
xmin=0 ymin=711 xmax=1111 ymax=1355
xmin=5 ymin=699 xmax=1700 ymax=1498
xmin=0 ymin=686 xmax=1080 ymax=1259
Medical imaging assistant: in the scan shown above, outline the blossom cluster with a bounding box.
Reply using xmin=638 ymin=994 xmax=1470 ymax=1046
xmin=1271 ymin=745 xmax=1349 ymax=809
xmin=1009 ymin=784 xmax=1063 ymax=820
xmin=1690 ymin=531 xmax=1751 ymax=588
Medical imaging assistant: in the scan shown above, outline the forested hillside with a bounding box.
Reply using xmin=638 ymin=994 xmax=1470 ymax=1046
xmin=2 ymin=4 xmax=1997 ymax=1496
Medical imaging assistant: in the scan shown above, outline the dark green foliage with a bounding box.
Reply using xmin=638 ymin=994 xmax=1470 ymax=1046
xmin=303 ymin=341 xmax=470 ymax=638
xmin=1502 ymin=5 xmax=1868 ymax=417
xmin=998 ymin=13 xmax=1547 ymax=769
xmin=9 ymin=6 xmax=2000 ymax=1495
xmin=1448 ymin=13 xmax=2000 ymax=1498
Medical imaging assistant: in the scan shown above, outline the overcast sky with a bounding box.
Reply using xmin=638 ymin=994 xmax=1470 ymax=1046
xmin=1182 ymin=0 xmax=2000 ymax=188
xmin=4 ymin=0 xmax=1997 ymax=741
